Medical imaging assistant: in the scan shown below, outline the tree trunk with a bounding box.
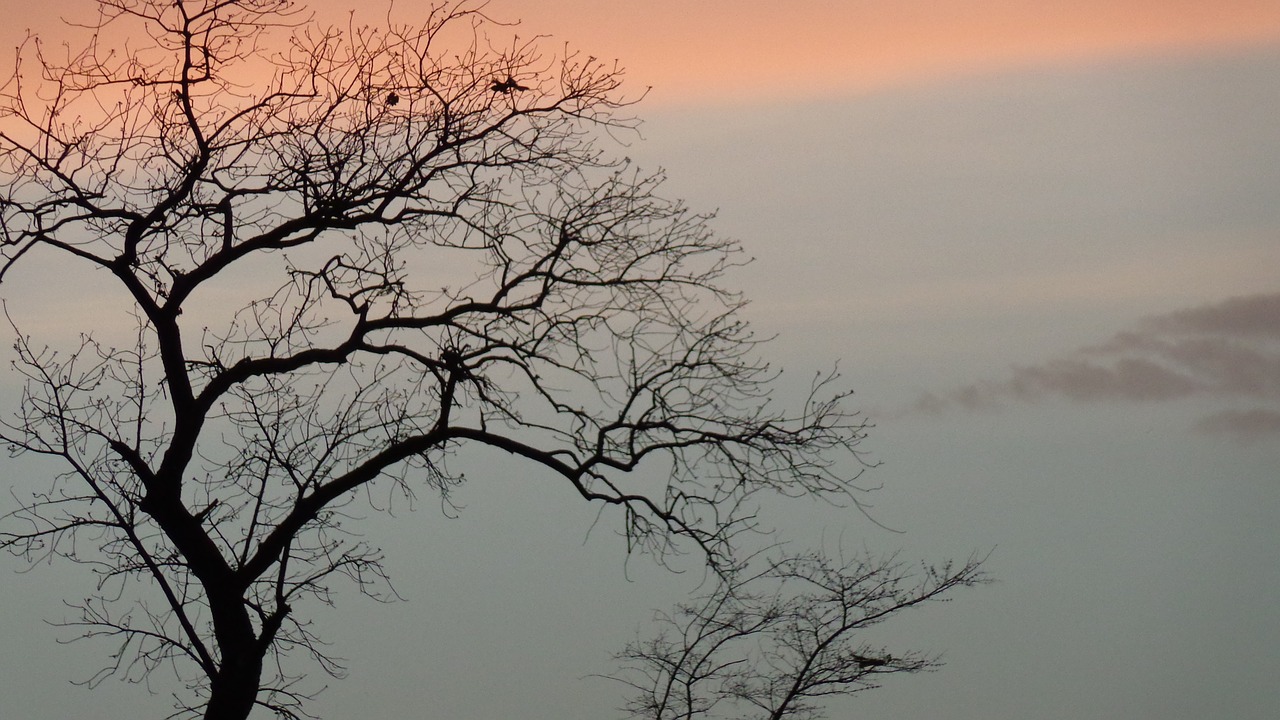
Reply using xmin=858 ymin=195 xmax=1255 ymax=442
xmin=202 ymin=585 xmax=266 ymax=720
xmin=203 ymin=650 xmax=263 ymax=720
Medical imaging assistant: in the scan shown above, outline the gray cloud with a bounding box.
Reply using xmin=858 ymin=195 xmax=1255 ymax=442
xmin=1145 ymin=292 xmax=1280 ymax=338
xmin=907 ymin=292 xmax=1280 ymax=440
xmin=1194 ymin=408 xmax=1280 ymax=443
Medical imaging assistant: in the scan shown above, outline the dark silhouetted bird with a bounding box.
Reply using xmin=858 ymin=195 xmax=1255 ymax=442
xmin=490 ymin=76 xmax=529 ymax=94
xmin=385 ymin=91 xmax=399 ymax=106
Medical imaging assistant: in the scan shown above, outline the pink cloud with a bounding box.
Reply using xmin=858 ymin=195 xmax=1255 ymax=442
xmin=906 ymin=292 xmax=1280 ymax=440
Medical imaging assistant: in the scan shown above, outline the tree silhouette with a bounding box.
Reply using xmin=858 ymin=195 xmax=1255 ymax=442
xmin=607 ymin=550 xmax=989 ymax=720
xmin=0 ymin=1 xmax=985 ymax=718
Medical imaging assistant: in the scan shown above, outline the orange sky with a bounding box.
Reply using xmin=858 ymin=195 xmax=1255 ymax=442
xmin=489 ymin=0 xmax=1280 ymax=103
xmin=8 ymin=0 xmax=1280 ymax=104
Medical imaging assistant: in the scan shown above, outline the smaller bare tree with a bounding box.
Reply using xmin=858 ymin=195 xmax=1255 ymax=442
xmin=608 ymin=550 xmax=990 ymax=720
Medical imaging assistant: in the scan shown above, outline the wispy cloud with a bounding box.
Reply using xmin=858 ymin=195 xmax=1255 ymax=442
xmin=905 ymin=292 xmax=1280 ymax=440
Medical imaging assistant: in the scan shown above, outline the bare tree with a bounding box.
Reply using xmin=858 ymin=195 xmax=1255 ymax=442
xmin=0 ymin=1 xmax=981 ymax=718
xmin=607 ymin=551 xmax=990 ymax=720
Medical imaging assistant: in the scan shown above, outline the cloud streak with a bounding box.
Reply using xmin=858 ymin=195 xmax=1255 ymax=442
xmin=906 ymin=292 xmax=1280 ymax=440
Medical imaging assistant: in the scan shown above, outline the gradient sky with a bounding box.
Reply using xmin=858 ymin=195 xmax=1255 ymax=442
xmin=2 ymin=2 xmax=1278 ymax=719
xmin=496 ymin=0 xmax=1280 ymax=102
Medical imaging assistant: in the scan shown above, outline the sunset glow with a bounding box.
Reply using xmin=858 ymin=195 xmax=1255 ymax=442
xmin=9 ymin=1 xmax=1280 ymax=104
xmin=470 ymin=0 xmax=1280 ymax=103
